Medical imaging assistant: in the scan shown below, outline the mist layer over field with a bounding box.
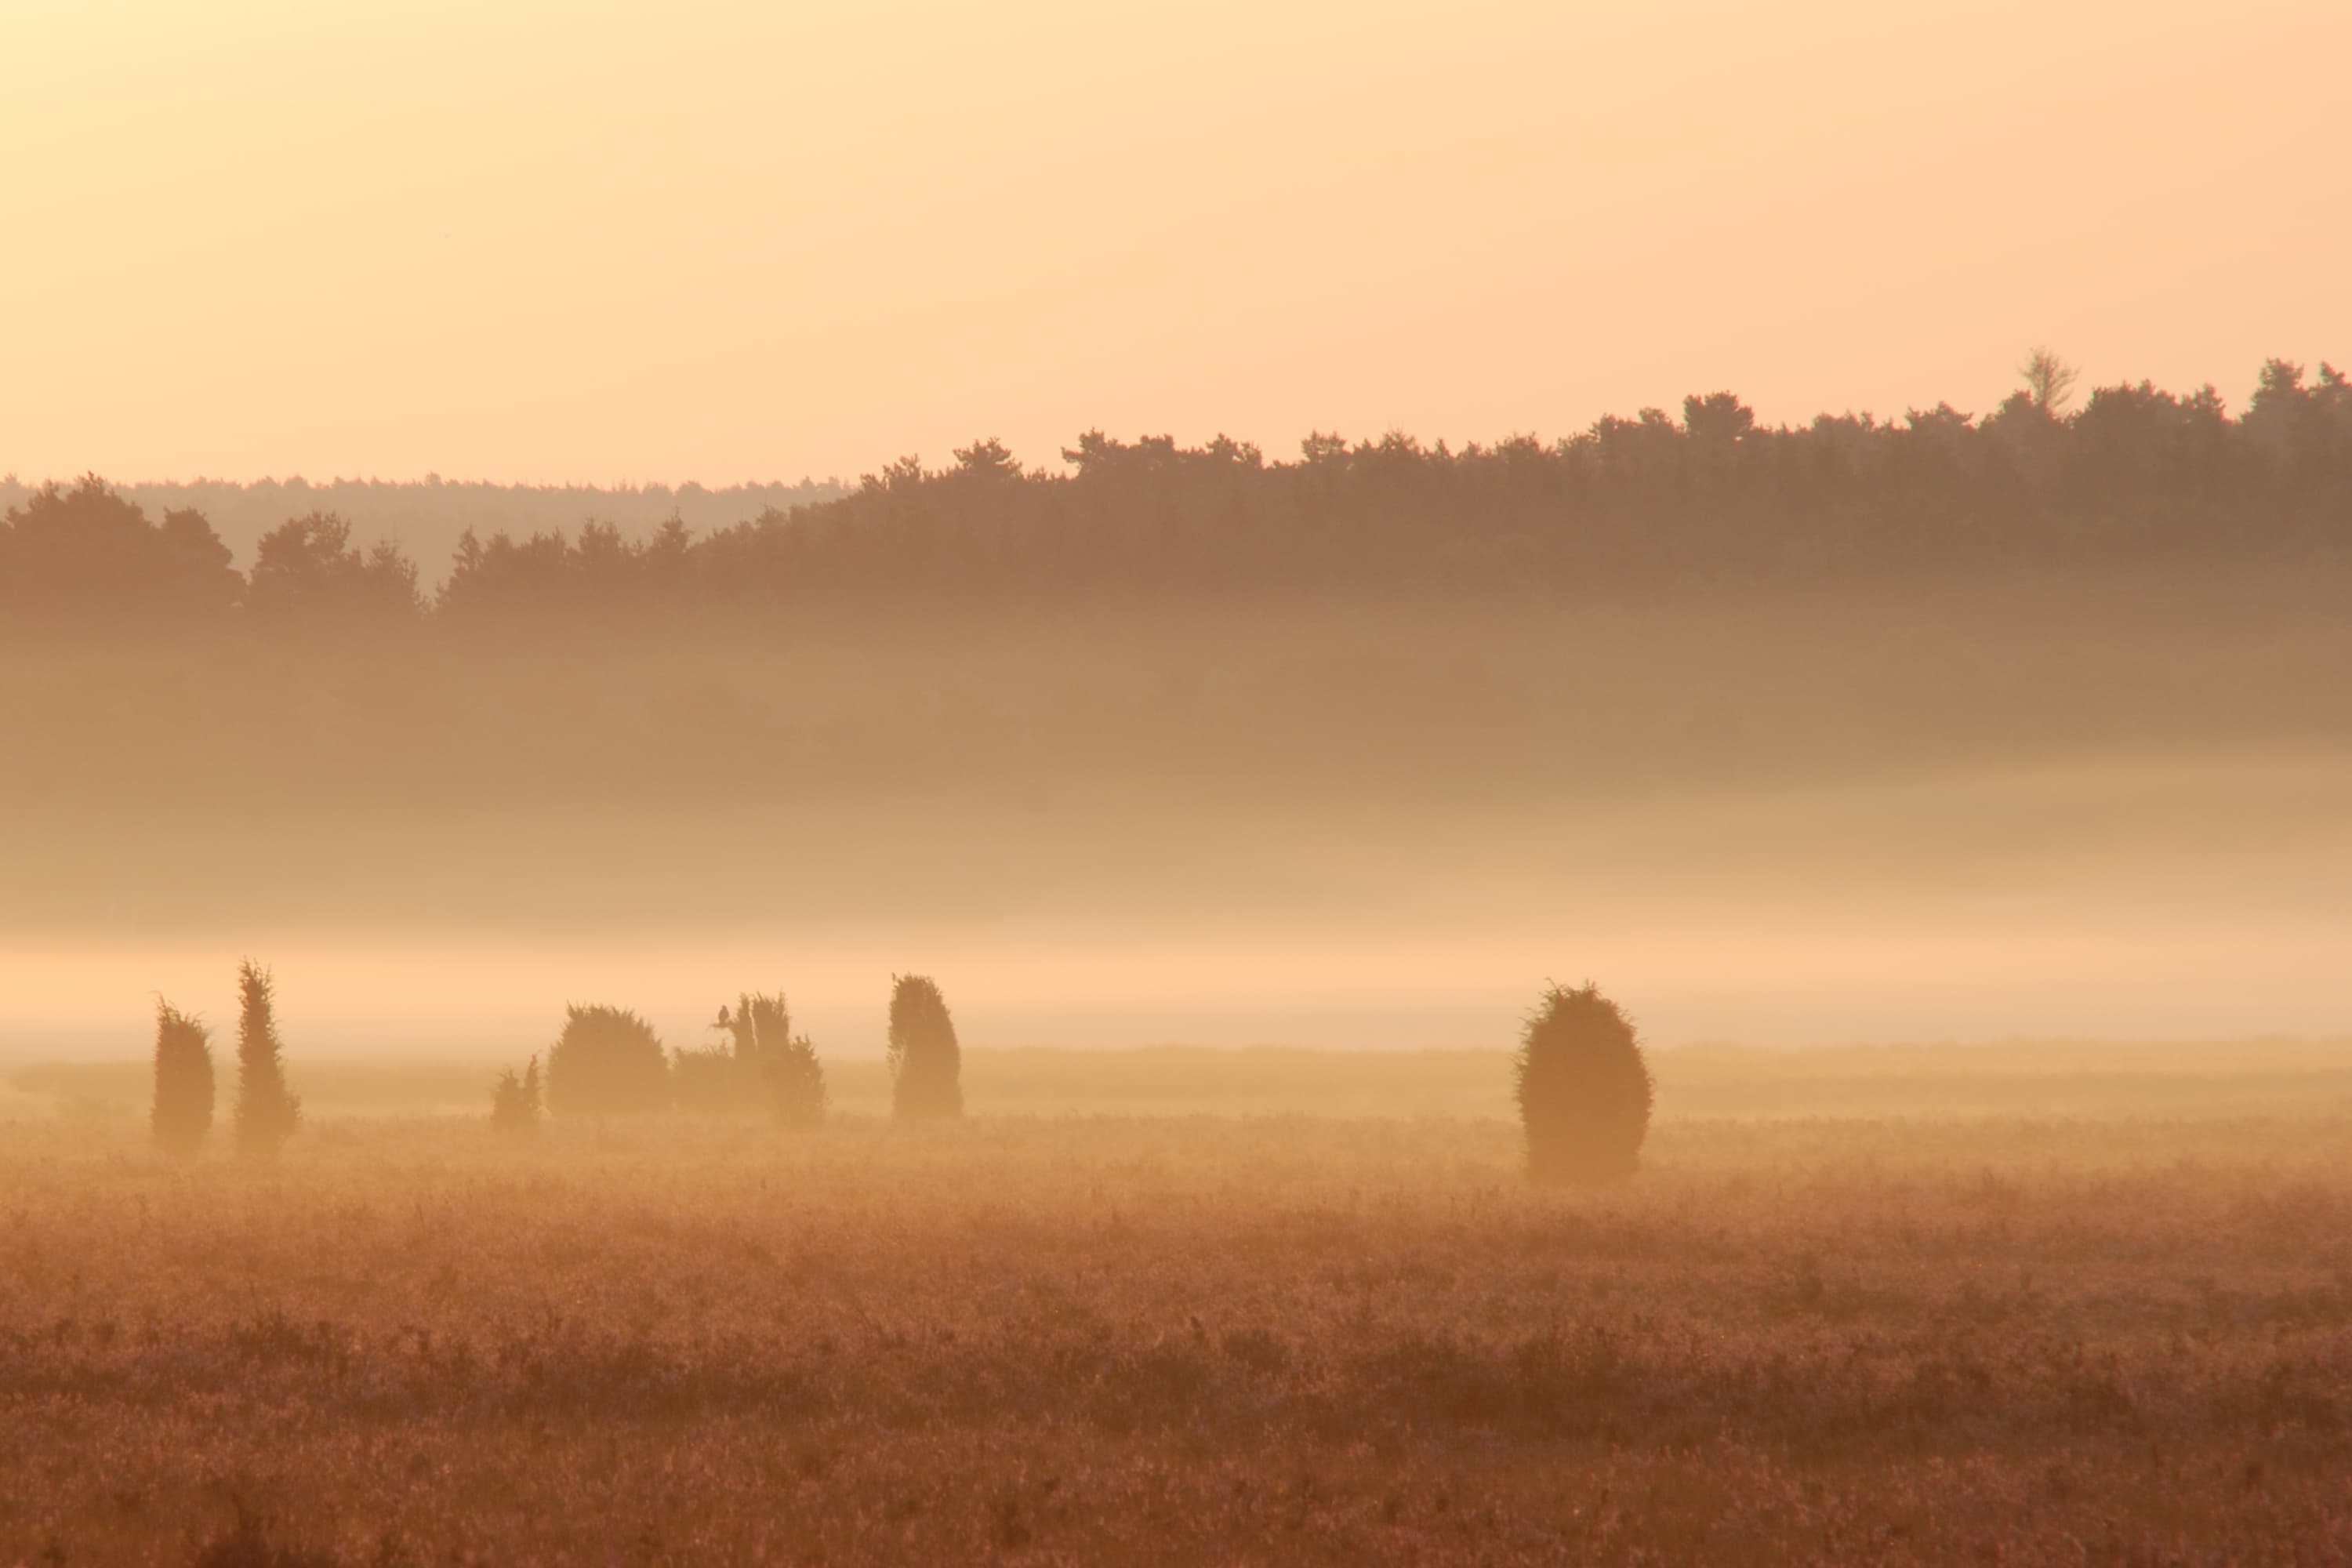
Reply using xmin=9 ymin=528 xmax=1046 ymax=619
xmin=8 ymin=516 xmax=2350 ymax=1567
xmin=6 ymin=564 xmax=2349 ymax=1060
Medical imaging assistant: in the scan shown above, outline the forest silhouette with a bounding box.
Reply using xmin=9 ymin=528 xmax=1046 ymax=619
xmin=6 ymin=359 xmax=2348 ymax=626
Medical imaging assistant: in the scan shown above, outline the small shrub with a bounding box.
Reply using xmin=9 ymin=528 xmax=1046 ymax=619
xmin=489 ymin=1054 xmax=542 ymax=1133
xmin=150 ymin=1000 xmax=216 ymax=1161
xmin=670 ymin=1044 xmax=738 ymax=1115
xmin=769 ymin=1032 xmax=829 ymax=1129
xmin=1514 ymin=981 xmax=1652 ymax=1185
xmin=232 ymin=961 xmax=301 ymax=1161
xmin=888 ymin=973 xmax=963 ymax=1120
xmin=544 ymin=1004 xmax=670 ymax=1118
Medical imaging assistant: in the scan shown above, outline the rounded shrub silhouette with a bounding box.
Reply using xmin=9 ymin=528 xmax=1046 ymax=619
xmin=1513 ymin=982 xmax=1653 ymax=1185
xmin=544 ymin=1004 xmax=672 ymax=1118
xmin=768 ymin=1031 xmax=829 ymax=1129
xmin=887 ymin=974 xmax=963 ymax=1120
xmin=670 ymin=1044 xmax=738 ymax=1115
xmin=150 ymin=1000 xmax=216 ymax=1161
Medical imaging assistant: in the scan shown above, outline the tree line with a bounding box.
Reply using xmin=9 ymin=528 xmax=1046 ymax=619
xmin=11 ymin=356 xmax=2350 ymax=627
xmin=0 ymin=473 xmax=844 ymax=600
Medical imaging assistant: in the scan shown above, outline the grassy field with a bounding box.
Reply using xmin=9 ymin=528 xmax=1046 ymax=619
xmin=5 ymin=1057 xmax=2351 ymax=1565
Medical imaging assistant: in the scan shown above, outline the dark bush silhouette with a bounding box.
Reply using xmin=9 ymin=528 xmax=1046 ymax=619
xmin=1514 ymin=982 xmax=1653 ymax=1185
xmin=150 ymin=1000 xmax=216 ymax=1161
xmin=716 ymin=991 xmax=827 ymax=1127
xmin=767 ymin=1031 xmax=828 ymax=1129
xmin=489 ymin=1054 xmax=542 ymax=1133
xmin=888 ymin=974 xmax=964 ymax=1120
xmin=544 ymin=1004 xmax=671 ymax=1118
xmin=233 ymin=961 xmax=301 ymax=1160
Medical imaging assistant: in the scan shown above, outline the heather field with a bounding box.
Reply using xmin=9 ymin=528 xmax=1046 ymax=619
xmin=14 ymin=3 xmax=2348 ymax=1563
xmin=6 ymin=1062 xmax=2352 ymax=1566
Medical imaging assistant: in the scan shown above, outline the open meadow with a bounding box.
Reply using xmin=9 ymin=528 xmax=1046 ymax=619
xmin=6 ymin=1045 xmax=2351 ymax=1566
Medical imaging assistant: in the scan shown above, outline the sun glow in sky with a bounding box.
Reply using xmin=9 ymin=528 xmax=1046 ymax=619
xmin=4 ymin=0 xmax=2347 ymax=485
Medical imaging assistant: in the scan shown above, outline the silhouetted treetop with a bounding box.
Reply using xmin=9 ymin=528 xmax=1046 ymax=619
xmin=437 ymin=517 xmax=693 ymax=619
xmin=248 ymin=512 xmax=423 ymax=621
xmin=6 ymin=358 xmax=2347 ymax=629
xmin=0 ymin=475 xmax=239 ymax=622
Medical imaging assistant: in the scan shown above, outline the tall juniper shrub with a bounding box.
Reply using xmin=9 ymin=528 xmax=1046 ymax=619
xmin=1514 ymin=982 xmax=1653 ymax=1185
xmin=233 ymin=961 xmax=302 ymax=1160
xmin=714 ymin=993 xmax=774 ymax=1080
xmin=887 ymin=974 xmax=963 ymax=1120
xmin=720 ymin=990 xmax=828 ymax=1128
xmin=150 ymin=1000 xmax=216 ymax=1161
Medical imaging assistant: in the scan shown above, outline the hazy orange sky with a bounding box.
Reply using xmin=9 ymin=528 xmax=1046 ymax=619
xmin=5 ymin=0 xmax=2347 ymax=486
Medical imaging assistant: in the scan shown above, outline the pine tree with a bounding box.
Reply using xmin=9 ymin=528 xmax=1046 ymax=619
xmin=150 ymin=1000 xmax=216 ymax=1161
xmin=233 ymin=960 xmax=302 ymax=1160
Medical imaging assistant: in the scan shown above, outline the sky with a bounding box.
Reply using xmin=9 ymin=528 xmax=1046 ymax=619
xmin=3 ymin=0 xmax=2347 ymax=486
